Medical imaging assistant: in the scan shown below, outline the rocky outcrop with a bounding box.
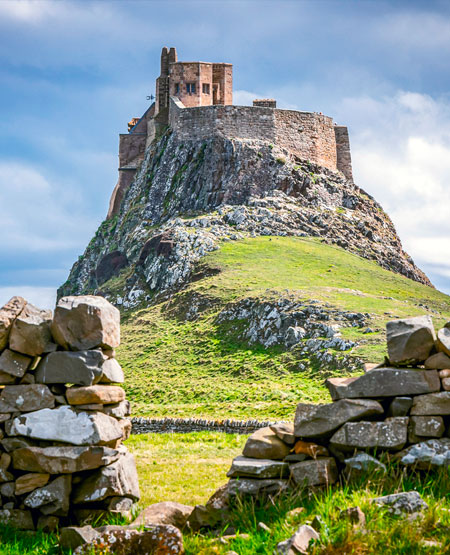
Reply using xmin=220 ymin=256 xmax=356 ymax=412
xmin=59 ymin=131 xmax=430 ymax=308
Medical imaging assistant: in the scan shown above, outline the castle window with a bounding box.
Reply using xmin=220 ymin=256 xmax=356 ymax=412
xmin=202 ymin=83 xmax=210 ymax=94
xmin=174 ymin=83 xmax=180 ymax=94
xmin=186 ymin=83 xmax=196 ymax=94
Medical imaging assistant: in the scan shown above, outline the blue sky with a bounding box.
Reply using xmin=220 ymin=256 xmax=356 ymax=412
xmin=1 ymin=0 xmax=450 ymax=308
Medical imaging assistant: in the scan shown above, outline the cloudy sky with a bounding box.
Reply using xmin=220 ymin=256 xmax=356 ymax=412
xmin=1 ymin=0 xmax=450 ymax=308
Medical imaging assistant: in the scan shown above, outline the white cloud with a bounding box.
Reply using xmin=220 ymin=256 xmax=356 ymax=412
xmin=0 ymin=286 xmax=56 ymax=310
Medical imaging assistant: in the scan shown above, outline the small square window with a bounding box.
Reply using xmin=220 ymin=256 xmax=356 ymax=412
xmin=202 ymin=83 xmax=210 ymax=94
xmin=186 ymin=83 xmax=196 ymax=94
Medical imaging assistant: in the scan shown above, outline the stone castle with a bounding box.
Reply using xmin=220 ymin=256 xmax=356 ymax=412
xmin=108 ymin=47 xmax=353 ymax=218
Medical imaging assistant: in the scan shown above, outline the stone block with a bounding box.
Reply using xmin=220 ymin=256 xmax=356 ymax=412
xmin=326 ymin=369 xmax=439 ymax=400
xmin=290 ymin=457 xmax=338 ymax=487
xmin=0 ymin=509 xmax=34 ymax=530
xmin=66 ymin=385 xmax=125 ymax=405
xmin=9 ymin=303 xmax=54 ymax=356
xmin=386 ymin=315 xmax=436 ymax=364
xmin=398 ymin=438 xmax=450 ymax=468
xmin=387 ymin=397 xmax=413 ymax=417
xmin=24 ymin=475 xmax=71 ymax=516
xmin=228 ymin=478 xmax=290 ymax=497
xmin=0 ymin=297 xmax=27 ymax=351
xmin=343 ymin=453 xmax=386 ymax=481
xmin=270 ymin=422 xmax=295 ymax=445
xmin=437 ymin=326 xmax=450 ymax=356
xmin=0 ymin=349 xmax=31 ymax=378
xmin=60 ymin=525 xmax=100 ymax=551
xmin=0 ymin=384 xmax=55 ymax=413
xmin=226 ymin=456 xmax=289 ymax=478
xmin=276 ymin=524 xmax=320 ymax=555
xmin=411 ymin=392 xmax=450 ymax=415
xmin=36 ymin=350 xmax=104 ymax=386
xmin=408 ymin=416 xmax=444 ymax=443
xmin=15 ymin=473 xmax=50 ymax=495
xmin=242 ymin=427 xmax=290 ymax=460
xmin=294 ymin=399 xmax=384 ymax=438
xmin=371 ymin=491 xmax=428 ymax=515
xmin=425 ymin=352 xmax=450 ymax=370
xmin=329 ymin=417 xmax=408 ymax=451
xmin=99 ymin=358 xmax=124 ymax=383
xmin=131 ymin=501 xmax=193 ymax=529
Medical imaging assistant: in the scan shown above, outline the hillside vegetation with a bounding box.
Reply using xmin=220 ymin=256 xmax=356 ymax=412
xmin=118 ymin=236 xmax=450 ymax=420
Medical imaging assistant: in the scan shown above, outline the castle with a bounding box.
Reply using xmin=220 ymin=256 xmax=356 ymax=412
xmin=107 ymin=47 xmax=353 ymax=218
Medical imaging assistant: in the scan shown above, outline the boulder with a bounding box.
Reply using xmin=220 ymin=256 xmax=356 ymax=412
xmin=228 ymin=478 xmax=290 ymax=497
xmin=132 ymin=501 xmax=193 ymax=529
xmin=72 ymin=525 xmax=184 ymax=555
xmin=52 ymin=296 xmax=120 ymax=351
xmin=60 ymin=525 xmax=100 ymax=551
xmin=276 ymin=524 xmax=320 ymax=555
xmin=242 ymin=427 xmax=290 ymax=460
xmin=0 ymin=296 xmax=27 ymax=351
xmin=36 ymin=350 xmax=104 ymax=386
xmin=24 ymin=475 xmax=71 ymax=516
xmin=12 ymin=445 xmax=120 ymax=474
xmin=73 ymin=451 xmax=140 ymax=504
xmin=0 ymin=384 xmax=55 ymax=413
xmin=437 ymin=326 xmax=450 ymax=356
xmin=99 ymin=358 xmax=124 ymax=383
xmin=0 ymin=349 xmax=31 ymax=378
xmin=387 ymin=397 xmax=413 ymax=417
xmin=371 ymin=491 xmax=428 ymax=515
xmin=270 ymin=422 xmax=295 ymax=445
xmin=410 ymin=392 xmax=450 ymax=415
xmin=9 ymin=303 xmax=54 ymax=356
xmin=15 ymin=473 xmax=50 ymax=495
xmin=0 ymin=509 xmax=34 ymax=530
xmin=425 ymin=352 xmax=450 ymax=370
xmin=66 ymin=385 xmax=125 ymax=405
xmin=226 ymin=456 xmax=289 ymax=478
xmin=386 ymin=316 xmax=436 ymax=364
xmin=329 ymin=417 xmax=408 ymax=451
xmin=343 ymin=453 xmax=386 ymax=481
xmin=408 ymin=416 xmax=444 ymax=443
xmin=326 ymin=369 xmax=439 ymax=401
xmin=398 ymin=438 xmax=450 ymax=468
xmin=290 ymin=458 xmax=338 ymax=487
xmin=7 ymin=406 xmax=123 ymax=446
xmin=294 ymin=399 xmax=384 ymax=438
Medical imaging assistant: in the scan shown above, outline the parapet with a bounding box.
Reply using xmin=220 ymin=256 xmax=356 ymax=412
xmin=253 ymin=99 xmax=277 ymax=108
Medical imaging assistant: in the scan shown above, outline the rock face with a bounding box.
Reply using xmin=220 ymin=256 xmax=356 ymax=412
xmin=52 ymin=296 xmax=120 ymax=351
xmin=386 ymin=316 xmax=436 ymax=364
xmin=0 ymin=294 xmax=138 ymax=529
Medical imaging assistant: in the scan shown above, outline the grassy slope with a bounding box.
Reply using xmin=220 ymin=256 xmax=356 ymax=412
xmin=118 ymin=236 xmax=450 ymax=419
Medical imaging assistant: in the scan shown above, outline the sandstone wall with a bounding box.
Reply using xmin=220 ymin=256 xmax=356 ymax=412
xmin=0 ymin=295 xmax=139 ymax=531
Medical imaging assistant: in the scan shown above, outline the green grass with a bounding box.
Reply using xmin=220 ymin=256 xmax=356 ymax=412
xmin=118 ymin=237 xmax=450 ymax=419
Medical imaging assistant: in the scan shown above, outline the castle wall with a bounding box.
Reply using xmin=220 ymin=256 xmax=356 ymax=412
xmin=169 ymin=100 xmax=339 ymax=172
xmin=334 ymin=125 xmax=353 ymax=181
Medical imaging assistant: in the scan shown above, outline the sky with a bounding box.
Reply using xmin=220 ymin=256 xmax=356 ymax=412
xmin=1 ymin=0 xmax=450 ymax=309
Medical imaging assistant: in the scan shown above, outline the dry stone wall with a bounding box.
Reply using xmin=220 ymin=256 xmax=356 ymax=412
xmin=223 ymin=315 xmax=450 ymax=497
xmin=0 ymin=295 xmax=139 ymax=531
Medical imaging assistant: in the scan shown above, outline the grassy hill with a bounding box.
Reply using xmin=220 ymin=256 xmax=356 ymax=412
xmin=118 ymin=236 xmax=450 ymax=419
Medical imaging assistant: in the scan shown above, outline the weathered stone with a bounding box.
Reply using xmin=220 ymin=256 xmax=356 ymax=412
xmin=343 ymin=453 xmax=386 ymax=481
xmin=294 ymin=399 xmax=384 ymax=438
xmin=1 ymin=437 xmax=35 ymax=452
xmin=228 ymin=478 xmax=290 ymax=497
xmin=0 ymin=384 xmax=55 ymax=413
xmin=440 ymin=369 xmax=450 ymax=378
xmin=371 ymin=491 xmax=428 ymax=515
xmin=0 ymin=297 xmax=27 ymax=351
xmin=100 ymin=358 xmax=124 ymax=383
xmin=387 ymin=397 xmax=413 ymax=417
xmin=0 ymin=509 xmax=34 ymax=530
xmin=408 ymin=416 xmax=444 ymax=443
xmin=9 ymin=303 xmax=54 ymax=356
xmin=339 ymin=506 xmax=366 ymax=526
xmin=52 ymin=296 xmax=120 ymax=351
xmin=0 ymin=349 xmax=31 ymax=378
xmin=425 ymin=352 xmax=450 ymax=370
xmin=0 ymin=453 xmax=13 ymax=483
xmin=19 ymin=373 xmax=35 ymax=385
xmin=73 ymin=451 xmax=140 ymax=504
xmin=437 ymin=326 xmax=450 ymax=356
xmin=187 ymin=483 xmax=230 ymax=531
xmin=12 ymin=445 xmax=120 ymax=474
xmin=270 ymin=422 xmax=295 ymax=445
xmin=118 ymin=418 xmax=132 ymax=441
xmin=442 ymin=378 xmax=450 ymax=391
xmin=398 ymin=438 xmax=450 ymax=468
xmin=242 ymin=427 xmax=290 ymax=460
xmin=386 ymin=316 xmax=436 ymax=364
xmin=24 ymin=475 xmax=71 ymax=516
xmin=290 ymin=458 xmax=338 ymax=487
xmin=0 ymin=371 xmax=17 ymax=385
xmin=226 ymin=456 xmax=289 ymax=478
xmin=329 ymin=417 xmax=408 ymax=451
xmin=15 ymin=473 xmax=50 ymax=495
xmin=66 ymin=385 xmax=125 ymax=405
xmin=72 ymin=525 xmax=184 ymax=555
xmin=7 ymin=406 xmax=123 ymax=446
xmin=284 ymin=453 xmax=308 ymax=463
xmin=326 ymin=369 xmax=439 ymax=400
xmin=106 ymin=497 xmax=134 ymax=511
xmin=293 ymin=441 xmax=329 ymax=458
xmin=0 ymin=482 xmax=16 ymax=499
xmin=36 ymin=350 xmax=104 ymax=386
xmin=276 ymin=524 xmax=320 ymax=555
xmin=411 ymin=392 xmax=450 ymax=415
xmin=36 ymin=515 xmax=59 ymax=533
xmin=60 ymin=525 xmax=100 ymax=550
xmin=102 ymin=400 xmax=131 ymax=418
xmin=132 ymin=501 xmax=193 ymax=529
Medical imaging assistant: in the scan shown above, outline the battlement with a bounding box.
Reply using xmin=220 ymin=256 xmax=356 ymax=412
xmin=107 ymin=46 xmax=353 ymax=218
